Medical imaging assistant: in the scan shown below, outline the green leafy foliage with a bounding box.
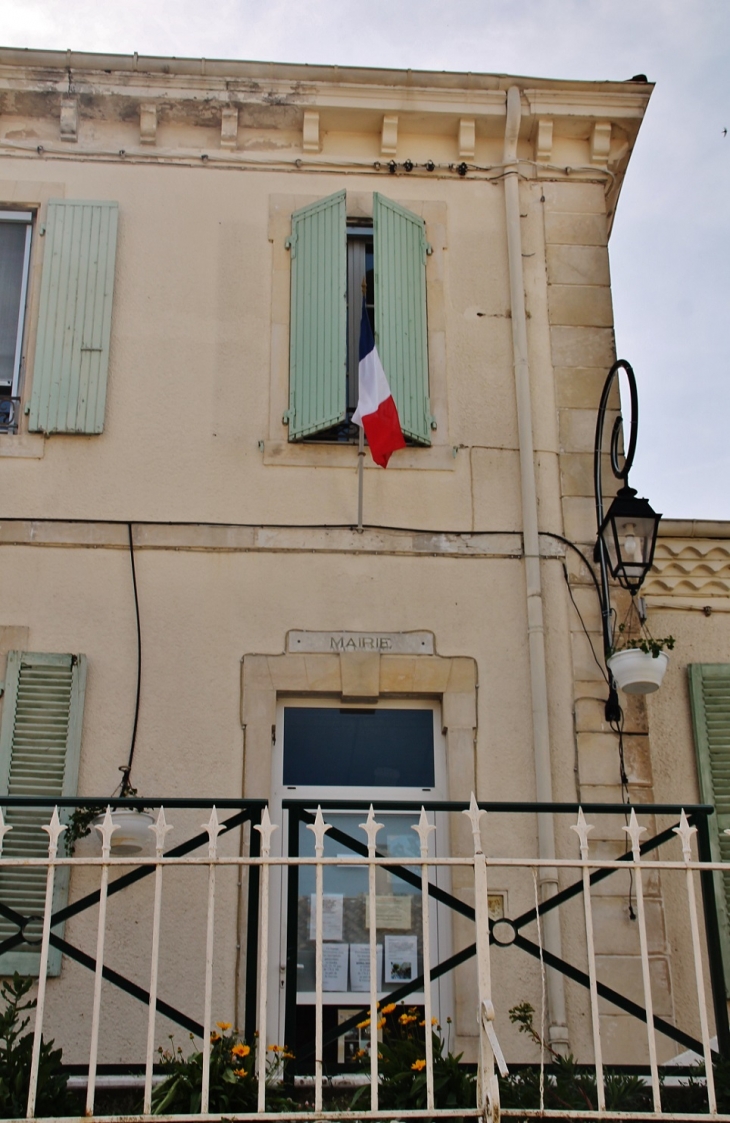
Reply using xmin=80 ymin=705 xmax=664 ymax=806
xmin=610 ymin=614 xmax=675 ymax=659
xmin=351 ymin=1007 xmax=475 ymax=1120
xmin=151 ymin=1026 xmax=295 ymax=1115
xmin=0 ymin=973 xmax=72 ymax=1117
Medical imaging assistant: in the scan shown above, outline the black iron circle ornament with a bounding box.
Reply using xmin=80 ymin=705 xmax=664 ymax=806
xmin=594 ymin=360 xmax=662 ymax=600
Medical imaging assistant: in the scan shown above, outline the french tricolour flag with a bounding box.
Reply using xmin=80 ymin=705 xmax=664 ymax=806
xmin=352 ymin=299 xmax=406 ymax=468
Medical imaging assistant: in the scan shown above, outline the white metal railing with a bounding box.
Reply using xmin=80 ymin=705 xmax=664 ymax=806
xmin=0 ymin=797 xmax=729 ymax=1121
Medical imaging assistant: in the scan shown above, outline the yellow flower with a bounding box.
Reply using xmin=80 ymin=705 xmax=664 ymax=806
xmin=233 ymin=1067 xmax=247 ymax=1078
xmin=216 ymin=1021 xmax=232 ymax=1031
xmin=432 ymin=1017 xmax=438 ymax=1025
xmin=353 ymin=1049 xmax=367 ymax=1060
xmin=376 ymin=1018 xmax=386 ymax=1029
xmin=356 ymin=1018 xmax=371 ymax=1029
xmin=381 ymin=1003 xmax=397 ymax=1014
xmin=232 ymin=1043 xmax=250 ymax=1058
xmin=268 ymin=1044 xmax=281 ymax=1052
xmin=283 ymin=1051 xmax=295 ymax=1060
xmin=411 ymin=1059 xmax=426 ymax=1072
xmin=398 ymin=1013 xmax=417 ymax=1025
xmin=210 ymin=1032 xmax=221 ymax=1043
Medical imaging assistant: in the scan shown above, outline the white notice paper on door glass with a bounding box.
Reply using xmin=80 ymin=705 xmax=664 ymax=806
xmin=384 ymin=935 xmax=418 ymax=984
xmin=349 ymin=943 xmax=383 ymax=991
xmin=322 ymin=943 xmax=349 ymax=991
xmin=309 ymin=894 xmax=344 ymax=941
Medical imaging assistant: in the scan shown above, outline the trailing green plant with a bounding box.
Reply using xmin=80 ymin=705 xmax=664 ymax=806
xmin=63 ymin=806 xmax=100 ymax=855
xmin=151 ymin=1024 xmax=295 ymax=1115
xmin=351 ymin=1005 xmax=476 ymax=1119
xmin=610 ymin=618 xmax=675 ymax=660
xmin=0 ymin=973 xmax=72 ymax=1117
xmin=500 ymin=1003 xmax=650 ymax=1116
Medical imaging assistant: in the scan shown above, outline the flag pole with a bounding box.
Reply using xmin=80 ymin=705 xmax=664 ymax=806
xmin=357 ymin=425 xmax=365 ymax=532
xmin=356 ymin=277 xmax=367 ymax=533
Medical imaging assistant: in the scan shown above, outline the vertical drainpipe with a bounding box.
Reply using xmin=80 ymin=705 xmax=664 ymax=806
xmin=502 ymin=85 xmax=569 ymax=1051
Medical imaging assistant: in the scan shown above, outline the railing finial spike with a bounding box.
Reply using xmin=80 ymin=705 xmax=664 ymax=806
xmin=306 ymin=805 xmax=331 ymax=857
xmin=673 ymin=808 xmax=697 ymax=862
xmin=622 ymin=806 xmax=646 ymax=859
xmin=203 ymin=806 xmax=223 ymax=859
xmin=150 ymin=807 xmax=173 ymax=857
xmin=412 ymin=806 xmax=436 ymax=857
xmin=94 ymin=805 xmax=118 ymax=858
xmin=359 ymin=804 xmax=383 ymax=855
xmin=463 ymin=792 xmax=486 ymax=856
xmin=254 ymin=806 xmax=278 ymax=857
xmin=42 ymin=806 xmax=67 ymax=858
xmin=0 ymin=808 xmax=12 ymax=858
xmin=570 ymin=807 xmax=594 ymax=860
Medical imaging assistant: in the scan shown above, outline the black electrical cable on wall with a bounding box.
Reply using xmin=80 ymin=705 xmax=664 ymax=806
xmin=119 ymin=522 xmax=142 ymax=796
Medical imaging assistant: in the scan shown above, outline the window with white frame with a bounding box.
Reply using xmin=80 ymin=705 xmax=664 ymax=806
xmin=284 ymin=191 xmax=436 ymax=446
xmin=0 ymin=211 xmax=33 ymax=433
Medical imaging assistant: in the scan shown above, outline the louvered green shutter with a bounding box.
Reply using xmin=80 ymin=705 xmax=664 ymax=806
xmin=286 ymin=190 xmax=346 ymax=440
xmin=689 ymin=663 xmax=730 ymax=993
xmin=0 ymin=652 xmax=86 ymax=975
xmin=29 ymin=200 xmax=118 ymax=434
xmin=373 ymin=194 xmax=432 ymax=445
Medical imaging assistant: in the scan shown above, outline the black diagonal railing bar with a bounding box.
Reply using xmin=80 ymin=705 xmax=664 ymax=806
xmin=0 ymin=807 xmax=253 ymax=959
xmin=0 ymin=799 xmax=266 ymax=1031
xmin=299 ymin=944 xmax=479 ymax=1063
xmin=293 ymin=806 xmax=475 ymax=920
xmin=512 ymin=931 xmax=710 ymax=1059
xmin=47 ymin=933 xmax=204 ymax=1037
xmin=510 ymin=816 xmax=692 ymax=931
xmin=284 ymin=800 xmax=724 ymax=1066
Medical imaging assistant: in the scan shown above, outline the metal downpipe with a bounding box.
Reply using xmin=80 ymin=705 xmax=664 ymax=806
xmin=502 ymin=84 xmax=569 ymax=1050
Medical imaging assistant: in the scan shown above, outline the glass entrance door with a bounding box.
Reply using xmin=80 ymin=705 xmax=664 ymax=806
xmin=269 ymin=699 xmax=451 ymax=1061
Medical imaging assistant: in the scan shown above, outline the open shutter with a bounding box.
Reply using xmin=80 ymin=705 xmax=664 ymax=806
xmin=286 ymin=191 xmax=346 ymax=440
xmin=0 ymin=652 xmax=86 ymax=975
xmin=689 ymin=663 xmax=730 ymax=993
xmin=29 ymin=200 xmax=118 ymax=434
xmin=373 ymin=194 xmax=432 ymax=445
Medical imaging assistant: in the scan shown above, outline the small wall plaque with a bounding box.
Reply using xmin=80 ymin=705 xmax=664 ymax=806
xmin=287 ymin=630 xmax=434 ymax=655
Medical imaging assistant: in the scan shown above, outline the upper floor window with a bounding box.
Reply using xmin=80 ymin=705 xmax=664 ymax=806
xmin=284 ymin=191 xmax=435 ymax=446
xmin=0 ymin=211 xmax=33 ymax=432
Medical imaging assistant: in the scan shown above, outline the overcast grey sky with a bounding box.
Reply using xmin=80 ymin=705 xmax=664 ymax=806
xmin=3 ymin=0 xmax=728 ymax=520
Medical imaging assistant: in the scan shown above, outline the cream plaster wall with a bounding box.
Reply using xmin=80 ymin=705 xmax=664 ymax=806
xmin=0 ymin=54 xmax=689 ymax=1070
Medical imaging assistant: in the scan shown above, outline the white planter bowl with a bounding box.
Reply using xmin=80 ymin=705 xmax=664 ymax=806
xmin=93 ymin=809 xmax=155 ymax=855
xmin=607 ymin=648 xmax=669 ymax=695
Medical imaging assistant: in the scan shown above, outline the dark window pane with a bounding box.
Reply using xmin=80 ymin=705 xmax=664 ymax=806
xmin=0 ymin=222 xmax=28 ymax=390
xmin=283 ymin=708 xmax=434 ymax=787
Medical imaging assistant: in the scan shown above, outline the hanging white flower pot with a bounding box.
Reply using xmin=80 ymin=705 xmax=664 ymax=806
xmin=607 ymin=648 xmax=669 ymax=695
xmin=93 ymin=809 xmax=155 ymax=855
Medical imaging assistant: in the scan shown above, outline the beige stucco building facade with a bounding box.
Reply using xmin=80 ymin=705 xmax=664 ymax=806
xmin=0 ymin=48 xmax=726 ymax=1075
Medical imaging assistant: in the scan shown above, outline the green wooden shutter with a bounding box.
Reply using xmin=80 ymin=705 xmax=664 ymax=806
xmin=689 ymin=663 xmax=730 ymax=993
xmin=29 ymin=199 xmax=118 ymax=434
xmin=0 ymin=652 xmax=86 ymax=975
xmin=373 ymin=194 xmax=432 ymax=445
xmin=286 ymin=190 xmax=346 ymax=440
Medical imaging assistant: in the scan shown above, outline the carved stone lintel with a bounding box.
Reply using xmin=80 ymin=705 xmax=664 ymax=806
xmin=60 ymin=97 xmax=78 ymax=142
xmin=140 ymin=103 xmax=157 ymax=146
xmin=381 ymin=114 xmax=398 ymax=156
xmin=590 ymin=121 xmax=612 ymax=168
xmin=302 ymin=110 xmax=320 ymax=153
xmin=220 ymin=106 xmax=238 ymax=150
xmin=458 ymin=118 xmax=475 ymax=159
xmin=536 ymin=117 xmax=553 ymax=164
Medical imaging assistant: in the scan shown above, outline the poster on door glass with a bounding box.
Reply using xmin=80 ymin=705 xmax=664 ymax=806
xmin=384 ymin=935 xmax=418 ymax=983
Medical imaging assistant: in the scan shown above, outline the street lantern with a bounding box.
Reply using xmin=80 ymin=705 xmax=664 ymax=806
xmin=597 ymin=484 xmax=661 ymax=594
xmin=593 ymin=360 xmax=661 ymax=720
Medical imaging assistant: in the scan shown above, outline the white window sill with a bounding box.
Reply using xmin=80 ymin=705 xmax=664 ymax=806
xmin=0 ymin=431 xmax=45 ymax=458
xmin=262 ymin=440 xmax=455 ymax=470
